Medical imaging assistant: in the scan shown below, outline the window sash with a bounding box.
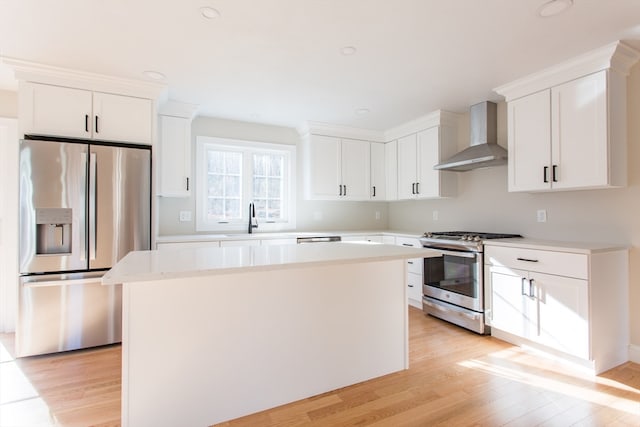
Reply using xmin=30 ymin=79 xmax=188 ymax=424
xmin=195 ymin=136 xmax=295 ymax=232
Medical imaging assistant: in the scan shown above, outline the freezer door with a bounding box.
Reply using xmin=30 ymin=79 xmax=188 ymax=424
xmin=89 ymin=144 xmax=151 ymax=269
xmin=16 ymin=272 xmax=122 ymax=357
xmin=19 ymin=139 xmax=88 ymax=273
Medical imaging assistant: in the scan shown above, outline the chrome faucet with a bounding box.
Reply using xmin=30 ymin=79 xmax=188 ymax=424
xmin=248 ymin=202 xmax=258 ymax=233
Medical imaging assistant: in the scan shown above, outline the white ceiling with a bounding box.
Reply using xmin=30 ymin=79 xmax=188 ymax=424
xmin=1 ymin=0 xmax=639 ymax=131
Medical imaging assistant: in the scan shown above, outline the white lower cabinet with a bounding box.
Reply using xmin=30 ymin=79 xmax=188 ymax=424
xmin=157 ymin=241 xmax=220 ymax=250
xmin=396 ymin=236 xmax=423 ymax=309
xmin=485 ymin=242 xmax=628 ymax=373
xmin=488 ymin=265 xmax=588 ymax=359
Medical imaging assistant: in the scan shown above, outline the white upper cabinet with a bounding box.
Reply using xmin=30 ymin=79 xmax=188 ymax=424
xmin=303 ymin=134 xmax=370 ymax=200
xmin=396 ymin=125 xmax=457 ymax=200
xmin=551 ymin=72 xmax=608 ymax=190
xmin=507 ymin=90 xmax=552 ymax=192
xmin=340 ymin=138 xmax=371 ymax=200
xmin=159 ymin=115 xmax=192 ymax=197
xmin=397 ymin=133 xmax=418 ymax=200
xmin=370 ymin=142 xmax=386 ymax=200
xmin=497 ymin=41 xmax=639 ymax=192
xmin=22 ymin=83 xmax=93 ymax=139
xmin=92 ymin=92 xmax=152 ymax=144
xmin=20 ymin=82 xmax=153 ymax=144
xmin=384 ymin=140 xmax=398 ymax=201
xmin=21 ymin=82 xmax=153 ymax=144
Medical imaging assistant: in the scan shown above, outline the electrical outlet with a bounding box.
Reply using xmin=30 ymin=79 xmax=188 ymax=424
xmin=179 ymin=210 xmax=192 ymax=222
xmin=432 ymin=210 xmax=439 ymax=221
xmin=375 ymin=211 xmax=381 ymax=220
xmin=537 ymin=209 xmax=547 ymax=223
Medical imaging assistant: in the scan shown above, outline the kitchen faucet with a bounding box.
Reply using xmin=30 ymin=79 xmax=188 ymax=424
xmin=248 ymin=202 xmax=258 ymax=233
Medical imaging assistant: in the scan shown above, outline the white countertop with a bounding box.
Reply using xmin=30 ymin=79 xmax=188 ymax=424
xmin=103 ymin=241 xmax=438 ymax=285
xmin=484 ymin=238 xmax=628 ymax=254
xmin=155 ymin=230 xmax=422 ymax=244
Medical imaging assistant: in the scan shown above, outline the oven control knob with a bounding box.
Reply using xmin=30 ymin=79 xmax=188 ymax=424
xmin=473 ymin=236 xmax=481 ymax=242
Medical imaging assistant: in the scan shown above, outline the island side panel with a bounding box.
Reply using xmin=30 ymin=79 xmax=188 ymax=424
xmin=121 ymin=259 xmax=408 ymax=427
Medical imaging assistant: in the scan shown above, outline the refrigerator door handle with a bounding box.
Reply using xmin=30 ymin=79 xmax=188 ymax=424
xmin=89 ymin=152 xmax=97 ymax=261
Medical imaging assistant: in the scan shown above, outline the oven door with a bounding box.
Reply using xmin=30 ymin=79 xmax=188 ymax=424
xmin=422 ymin=248 xmax=483 ymax=312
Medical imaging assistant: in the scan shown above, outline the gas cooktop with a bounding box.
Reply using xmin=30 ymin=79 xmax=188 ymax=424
xmin=423 ymin=231 xmax=522 ymax=242
xmin=420 ymin=231 xmax=522 ymax=252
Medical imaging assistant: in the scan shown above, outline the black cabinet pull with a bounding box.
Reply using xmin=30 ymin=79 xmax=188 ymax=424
xmin=415 ymin=182 xmax=420 ymax=194
xmin=517 ymin=257 xmax=539 ymax=263
xmin=186 ymin=177 xmax=189 ymax=191
xmin=408 ymin=284 xmax=414 ymax=288
xmin=543 ymin=166 xmax=548 ymax=183
xmin=85 ymin=114 xmax=89 ymax=132
xmin=95 ymin=116 xmax=99 ymax=133
xmin=552 ymin=165 xmax=558 ymax=182
xmin=402 ymin=243 xmax=412 ymax=247
xmin=343 ymin=185 xmax=346 ymax=196
xmin=411 ymin=183 xmax=415 ymax=194
xmin=339 ymin=185 xmax=342 ymax=196
xmin=372 ymin=186 xmax=376 ymax=197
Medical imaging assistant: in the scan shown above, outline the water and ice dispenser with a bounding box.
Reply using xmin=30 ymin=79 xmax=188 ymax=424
xmin=35 ymin=208 xmax=72 ymax=255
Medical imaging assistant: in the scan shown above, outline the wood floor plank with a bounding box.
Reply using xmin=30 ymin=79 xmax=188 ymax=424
xmin=2 ymin=307 xmax=640 ymax=427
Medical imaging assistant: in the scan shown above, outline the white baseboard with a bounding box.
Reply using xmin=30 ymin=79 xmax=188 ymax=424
xmin=629 ymin=344 xmax=640 ymax=363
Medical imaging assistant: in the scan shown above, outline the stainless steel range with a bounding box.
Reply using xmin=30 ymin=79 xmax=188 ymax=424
xmin=419 ymin=231 xmax=521 ymax=334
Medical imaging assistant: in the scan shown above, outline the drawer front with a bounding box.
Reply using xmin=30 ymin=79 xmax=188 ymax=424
xmin=407 ymin=273 xmax=423 ymax=302
xmin=396 ymin=237 xmax=423 ymax=274
xmin=485 ymin=245 xmax=588 ymax=279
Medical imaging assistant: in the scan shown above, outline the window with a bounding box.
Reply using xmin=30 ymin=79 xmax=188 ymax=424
xmin=195 ymin=136 xmax=296 ymax=232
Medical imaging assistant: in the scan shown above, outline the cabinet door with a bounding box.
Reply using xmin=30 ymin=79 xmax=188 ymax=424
xmin=407 ymin=273 xmax=423 ymax=308
xmin=384 ymin=141 xmax=398 ymax=201
xmin=508 ymin=90 xmax=552 ymax=192
xmin=93 ymin=92 xmax=152 ymax=144
xmin=306 ymin=134 xmax=341 ymax=199
xmin=159 ymin=115 xmax=191 ymax=197
xmin=532 ymin=272 xmax=589 ymax=358
xmin=551 ymin=71 xmax=608 ymax=190
xmin=370 ymin=142 xmax=386 ymax=200
xmin=397 ymin=134 xmax=417 ymax=200
xmin=416 ymin=127 xmax=439 ymax=198
xmin=341 ymin=138 xmax=370 ymax=200
xmin=22 ymin=82 xmax=92 ymax=139
xmin=487 ymin=265 xmax=537 ymax=340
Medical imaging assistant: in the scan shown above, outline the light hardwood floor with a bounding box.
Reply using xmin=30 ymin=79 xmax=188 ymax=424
xmin=1 ymin=308 xmax=639 ymax=426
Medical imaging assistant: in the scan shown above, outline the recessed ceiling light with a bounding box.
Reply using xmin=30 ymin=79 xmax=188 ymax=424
xmin=341 ymin=46 xmax=357 ymax=56
xmin=143 ymin=70 xmax=166 ymax=81
xmin=355 ymin=108 xmax=370 ymax=115
xmin=200 ymin=6 xmax=220 ymax=19
xmin=537 ymin=0 xmax=573 ymax=17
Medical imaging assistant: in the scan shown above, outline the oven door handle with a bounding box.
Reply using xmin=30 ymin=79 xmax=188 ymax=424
xmin=433 ymin=249 xmax=477 ymax=259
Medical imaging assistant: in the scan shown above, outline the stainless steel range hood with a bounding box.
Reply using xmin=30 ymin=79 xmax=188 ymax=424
xmin=434 ymin=101 xmax=507 ymax=172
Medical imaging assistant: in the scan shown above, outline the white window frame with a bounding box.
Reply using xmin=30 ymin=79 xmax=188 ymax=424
xmin=195 ymin=136 xmax=296 ymax=232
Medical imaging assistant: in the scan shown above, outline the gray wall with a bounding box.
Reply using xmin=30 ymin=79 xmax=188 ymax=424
xmin=0 ymin=90 xmax=17 ymax=118
xmin=157 ymin=116 xmax=388 ymax=235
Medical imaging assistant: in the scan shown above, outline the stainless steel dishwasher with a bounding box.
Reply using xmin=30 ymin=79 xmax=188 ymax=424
xmin=296 ymin=236 xmax=342 ymax=244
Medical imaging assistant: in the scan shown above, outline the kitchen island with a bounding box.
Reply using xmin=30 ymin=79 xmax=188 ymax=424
xmin=103 ymin=241 xmax=436 ymax=427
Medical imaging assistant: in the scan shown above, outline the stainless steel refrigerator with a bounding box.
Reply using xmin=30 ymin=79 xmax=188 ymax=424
xmin=17 ymin=137 xmax=151 ymax=357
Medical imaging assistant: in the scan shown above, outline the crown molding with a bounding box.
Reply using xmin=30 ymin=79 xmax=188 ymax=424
xmin=158 ymin=100 xmax=199 ymax=119
xmin=298 ymin=121 xmax=386 ymax=142
xmin=494 ymin=40 xmax=640 ymax=102
xmin=2 ymin=56 xmax=168 ymax=100
xmin=384 ymin=110 xmax=462 ymax=142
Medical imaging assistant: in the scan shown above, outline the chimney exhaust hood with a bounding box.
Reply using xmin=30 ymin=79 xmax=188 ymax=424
xmin=434 ymin=101 xmax=507 ymax=172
